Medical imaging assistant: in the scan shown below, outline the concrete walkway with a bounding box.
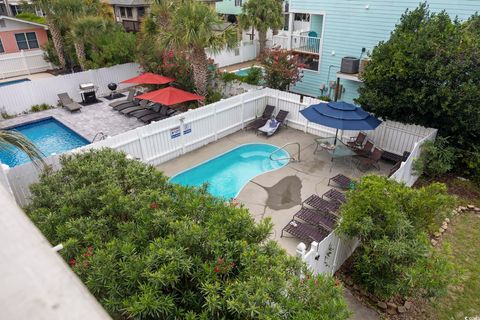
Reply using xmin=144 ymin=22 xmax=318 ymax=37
xmin=344 ymin=289 xmax=380 ymax=320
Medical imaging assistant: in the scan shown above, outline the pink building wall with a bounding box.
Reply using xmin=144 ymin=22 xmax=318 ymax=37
xmin=0 ymin=28 xmax=48 ymax=54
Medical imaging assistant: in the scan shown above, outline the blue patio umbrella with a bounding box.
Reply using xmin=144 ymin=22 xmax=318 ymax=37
xmin=300 ymin=101 xmax=382 ymax=145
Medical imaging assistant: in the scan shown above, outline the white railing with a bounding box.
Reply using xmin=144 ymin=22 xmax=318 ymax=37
xmin=0 ymin=50 xmax=53 ymax=79
xmin=272 ymin=35 xmax=321 ymax=55
xmin=0 ymin=63 xmax=140 ymax=115
xmin=291 ymin=35 xmax=321 ymax=54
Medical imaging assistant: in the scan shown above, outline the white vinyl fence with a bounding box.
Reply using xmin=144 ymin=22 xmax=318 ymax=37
xmin=0 ymin=63 xmax=140 ymax=115
xmin=0 ymin=50 xmax=53 ymax=79
xmin=0 ymin=87 xmax=437 ymax=276
xmin=208 ymin=40 xmax=260 ymax=68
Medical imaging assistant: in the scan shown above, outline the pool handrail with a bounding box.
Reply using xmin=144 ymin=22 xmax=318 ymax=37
xmin=270 ymin=142 xmax=301 ymax=162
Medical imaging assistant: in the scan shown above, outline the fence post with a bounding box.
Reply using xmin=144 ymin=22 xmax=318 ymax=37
xmin=137 ymin=129 xmax=147 ymax=162
xmin=214 ymin=105 xmax=218 ymax=141
xmin=296 ymin=242 xmax=306 ymax=260
xmin=21 ymin=50 xmax=31 ymax=75
xmin=179 ymin=117 xmax=186 ymax=154
xmin=241 ymin=93 xmax=245 ymax=129
xmin=331 ymin=234 xmax=341 ymax=275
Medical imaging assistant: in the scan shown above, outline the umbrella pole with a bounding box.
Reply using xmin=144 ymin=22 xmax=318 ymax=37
xmin=334 ymin=128 xmax=338 ymax=146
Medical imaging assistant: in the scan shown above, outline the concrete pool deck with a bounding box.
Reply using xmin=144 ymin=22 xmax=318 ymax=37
xmin=157 ymin=127 xmax=392 ymax=255
xmin=0 ymin=96 xmax=144 ymax=142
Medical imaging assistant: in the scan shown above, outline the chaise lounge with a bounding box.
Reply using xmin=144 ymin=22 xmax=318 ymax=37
xmin=246 ymin=105 xmax=275 ymax=130
xmin=281 ymin=220 xmax=330 ymax=244
xmin=257 ymin=110 xmax=289 ymax=136
xmin=57 ymin=93 xmax=82 ymax=112
xmin=109 ymin=88 xmax=135 ymax=108
xmin=328 ymin=174 xmax=353 ymax=190
xmin=293 ymin=208 xmax=338 ymax=231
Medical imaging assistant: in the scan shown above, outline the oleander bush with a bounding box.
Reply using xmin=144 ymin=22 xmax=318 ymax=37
xmin=26 ymin=149 xmax=350 ymax=320
xmin=413 ymin=137 xmax=456 ymax=179
xmin=337 ymin=175 xmax=455 ymax=299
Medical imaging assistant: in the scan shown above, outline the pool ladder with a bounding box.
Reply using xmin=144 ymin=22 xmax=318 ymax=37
xmin=269 ymin=142 xmax=301 ymax=162
xmin=92 ymin=132 xmax=107 ymax=142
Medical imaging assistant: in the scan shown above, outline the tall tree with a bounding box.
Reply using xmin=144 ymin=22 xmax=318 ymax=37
xmin=238 ymin=0 xmax=283 ymax=54
xmin=71 ymin=17 xmax=114 ymax=71
xmin=0 ymin=130 xmax=45 ymax=168
xmin=31 ymin=0 xmax=67 ymax=69
xmin=356 ymin=4 xmax=480 ymax=155
xmin=157 ymin=0 xmax=238 ymax=97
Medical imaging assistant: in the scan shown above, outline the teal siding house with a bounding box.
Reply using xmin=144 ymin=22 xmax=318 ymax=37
xmin=278 ymin=0 xmax=479 ymax=102
xmin=216 ymin=0 xmax=243 ymax=15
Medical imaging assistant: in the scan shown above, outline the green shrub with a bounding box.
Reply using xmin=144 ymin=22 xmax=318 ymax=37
xmin=30 ymin=103 xmax=54 ymax=113
xmin=243 ymin=67 xmax=263 ymax=85
xmin=414 ymin=137 xmax=456 ymax=178
xmin=26 ymin=149 xmax=350 ymax=320
xmin=1 ymin=111 xmax=15 ymax=119
xmin=337 ymin=175 xmax=454 ymax=299
xmin=318 ymin=95 xmax=332 ymax=102
xmin=15 ymin=12 xmax=46 ymax=24
xmin=205 ymin=88 xmax=223 ymax=104
xmin=220 ymin=72 xmax=242 ymax=83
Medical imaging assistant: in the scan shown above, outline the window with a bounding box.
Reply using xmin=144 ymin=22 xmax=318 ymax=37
xmin=119 ymin=7 xmax=133 ymax=18
xmin=15 ymin=32 xmax=39 ymax=50
xmin=235 ymin=0 xmax=242 ymax=6
xmin=297 ymin=53 xmax=319 ymax=71
xmin=294 ymin=13 xmax=310 ymax=22
xmin=0 ymin=38 xmax=4 ymax=53
xmin=137 ymin=7 xmax=145 ymax=17
xmin=10 ymin=5 xmax=22 ymax=15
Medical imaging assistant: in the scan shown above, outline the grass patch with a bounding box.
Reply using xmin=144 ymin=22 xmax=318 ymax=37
xmin=423 ymin=212 xmax=480 ymax=319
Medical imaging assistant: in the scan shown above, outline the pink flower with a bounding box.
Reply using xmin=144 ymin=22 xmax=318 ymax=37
xmin=150 ymin=202 xmax=158 ymax=209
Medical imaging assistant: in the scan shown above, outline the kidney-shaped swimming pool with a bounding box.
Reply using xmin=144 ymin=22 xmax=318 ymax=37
xmin=170 ymin=144 xmax=289 ymax=199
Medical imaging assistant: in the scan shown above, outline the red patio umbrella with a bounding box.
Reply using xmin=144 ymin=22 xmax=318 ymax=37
xmin=135 ymin=87 xmax=205 ymax=106
xmin=121 ymin=72 xmax=175 ymax=85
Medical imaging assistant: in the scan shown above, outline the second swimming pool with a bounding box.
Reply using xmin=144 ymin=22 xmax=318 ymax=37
xmin=170 ymin=144 xmax=289 ymax=199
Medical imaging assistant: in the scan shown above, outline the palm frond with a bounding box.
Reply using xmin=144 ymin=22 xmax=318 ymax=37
xmin=0 ymin=130 xmax=46 ymax=169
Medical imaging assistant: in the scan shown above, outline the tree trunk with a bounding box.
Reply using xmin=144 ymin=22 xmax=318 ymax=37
xmin=259 ymin=31 xmax=267 ymax=55
xmin=47 ymin=17 xmax=67 ymax=69
xmin=190 ymin=47 xmax=209 ymax=99
xmin=73 ymin=40 xmax=87 ymax=71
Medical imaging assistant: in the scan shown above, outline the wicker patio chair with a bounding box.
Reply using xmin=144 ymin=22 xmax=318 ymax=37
xmin=347 ymin=132 xmax=367 ymax=149
xmin=358 ymin=147 xmax=383 ymax=171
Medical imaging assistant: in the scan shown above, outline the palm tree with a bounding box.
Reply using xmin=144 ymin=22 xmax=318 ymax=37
xmin=239 ymin=0 xmax=283 ymax=54
xmin=157 ymin=0 xmax=238 ymax=97
xmin=71 ymin=17 xmax=114 ymax=71
xmin=31 ymin=0 xmax=67 ymax=69
xmin=0 ymin=130 xmax=45 ymax=168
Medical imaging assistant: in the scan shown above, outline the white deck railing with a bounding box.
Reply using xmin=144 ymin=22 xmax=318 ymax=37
xmin=272 ymin=34 xmax=321 ymax=55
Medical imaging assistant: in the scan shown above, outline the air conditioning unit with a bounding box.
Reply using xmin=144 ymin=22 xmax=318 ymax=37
xmin=340 ymin=57 xmax=360 ymax=74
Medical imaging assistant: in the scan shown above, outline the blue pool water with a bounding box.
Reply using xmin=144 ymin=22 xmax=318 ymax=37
xmin=0 ymin=118 xmax=90 ymax=167
xmin=170 ymin=144 xmax=289 ymax=199
xmin=234 ymin=67 xmax=263 ymax=77
xmin=0 ymin=78 xmax=31 ymax=87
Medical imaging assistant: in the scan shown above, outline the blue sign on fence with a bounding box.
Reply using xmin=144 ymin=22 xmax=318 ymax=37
xmin=183 ymin=123 xmax=191 ymax=135
xmin=170 ymin=127 xmax=181 ymax=139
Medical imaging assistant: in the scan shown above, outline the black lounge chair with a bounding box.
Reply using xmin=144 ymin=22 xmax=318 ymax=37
xmin=256 ymin=110 xmax=289 ymax=136
xmin=120 ymin=101 xmax=153 ymax=115
xmin=113 ymin=99 xmax=141 ymax=111
xmin=138 ymin=106 xmax=173 ymax=124
xmin=294 ymin=208 xmax=337 ymax=231
xmin=109 ymin=88 xmax=135 ymax=108
xmin=328 ymin=174 xmax=353 ymax=190
xmin=303 ymin=194 xmax=340 ymax=214
xmin=281 ymin=220 xmax=330 ymax=244
xmin=246 ymin=105 xmax=275 ymax=130
xmin=322 ymin=188 xmax=346 ymax=204
xmin=58 ymin=93 xmax=81 ymax=112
